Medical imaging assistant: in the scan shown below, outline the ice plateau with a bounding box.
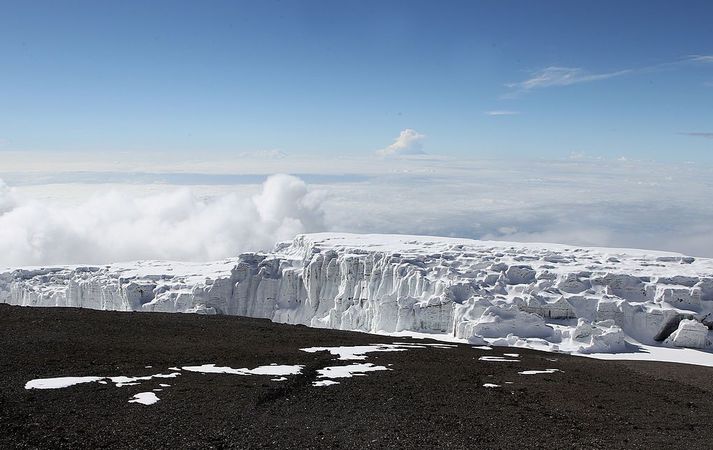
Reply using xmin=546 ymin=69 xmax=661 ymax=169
xmin=3 ymin=233 xmax=713 ymax=362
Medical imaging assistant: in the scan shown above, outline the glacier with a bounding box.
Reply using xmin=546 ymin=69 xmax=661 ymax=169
xmin=2 ymin=232 xmax=713 ymax=361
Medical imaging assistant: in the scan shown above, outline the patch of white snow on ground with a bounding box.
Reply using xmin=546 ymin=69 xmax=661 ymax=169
xmin=300 ymin=344 xmax=412 ymax=361
xmin=301 ymin=342 xmax=456 ymax=361
xmin=128 ymin=392 xmax=160 ymax=405
xmin=478 ymin=356 xmax=520 ymax=362
xmin=245 ymin=365 xmax=304 ymax=376
xmin=316 ymin=363 xmax=390 ymax=380
xmin=483 ymin=383 xmax=500 ymax=388
xmin=25 ymin=376 xmax=104 ymax=390
xmin=518 ymin=369 xmax=561 ymax=375
xmin=312 ymin=380 xmax=340 ymax=387
xmin=110 ymin=372 xmax=180 ymax=387
xmin=584 ymin=343 xmax=713 ymax=368
xmin=181 ymin=364 xmax=303 ymax=376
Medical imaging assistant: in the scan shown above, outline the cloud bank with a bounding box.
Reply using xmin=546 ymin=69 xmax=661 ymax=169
xmin=0 ymin=175 xmax=325 ymax=266
xmin=377 ymin=129 xmax=426 ymax=157
xmin=3 ymin=157 xmax=713 ymax=266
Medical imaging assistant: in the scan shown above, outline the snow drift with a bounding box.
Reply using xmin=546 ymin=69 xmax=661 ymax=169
xmin=2 ymin=233 xmax=713 ymax=359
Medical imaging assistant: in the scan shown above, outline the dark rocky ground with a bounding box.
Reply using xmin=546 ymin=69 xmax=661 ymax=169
xmin=1 ymin=304 xmax=712 ymax=449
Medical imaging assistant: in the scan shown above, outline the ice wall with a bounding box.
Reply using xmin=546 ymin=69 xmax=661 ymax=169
xmin=2 ymin=233 xmax=713 ymax=354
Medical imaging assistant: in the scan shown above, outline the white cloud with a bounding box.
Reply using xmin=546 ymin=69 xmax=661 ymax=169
xmin=506 ymin=66 xmax=631 ymax=92
xmin=0 ymin=174 xmax=325 ymax=266
xmin=4 ymin=157 xmax=713 ymax=265
xmin=506 ymin=55 xmax=713 ymax=96
xmin=678 ymin=132 xmax=713 ymax=139
xmin=237 ymin=149 xmax=288 ymax=159
xmin=318 ymin=158 xmax=713 ymax=257
xmin=686 ymin=55 xmax=713 ymax=64
xmin=485 ymin=110 xmax=520 ymax=116
xmin=377 ymin=129 xmax=426 ymax=157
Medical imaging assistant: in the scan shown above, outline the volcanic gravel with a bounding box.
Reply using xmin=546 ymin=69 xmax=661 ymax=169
xmin=1 ymin=304 xmax=712 ymax=449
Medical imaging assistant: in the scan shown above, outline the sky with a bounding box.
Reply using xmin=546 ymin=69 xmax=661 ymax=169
xmin=0 ymin=0 xmax=712 ymax=160
xmin=1 ymin=1 xmax=713 ymax=265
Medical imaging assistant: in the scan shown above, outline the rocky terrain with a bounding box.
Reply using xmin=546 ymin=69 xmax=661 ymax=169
xmin=3 ymin=304 xmax=713 ymax=448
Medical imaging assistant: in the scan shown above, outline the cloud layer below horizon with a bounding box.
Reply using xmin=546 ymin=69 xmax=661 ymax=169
xmin=0 ymin=174 xmax=324 ymax=266
xmin=2 ymin=156 xmax=713 ymax=266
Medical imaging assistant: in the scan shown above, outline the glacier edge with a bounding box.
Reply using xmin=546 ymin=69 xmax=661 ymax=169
xmin=3 ymin=232 xmax=713 ymax=361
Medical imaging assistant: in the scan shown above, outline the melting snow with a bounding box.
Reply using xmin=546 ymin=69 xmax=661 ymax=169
xmin=315 ymin=363 xmax=390 ymax=382
xmin=181 ymin=364 xmax=303 ymax=376
xmin=128 ymin=392 xmax=160 ymax=405
xmin=518 ymin=369 xmax=561 ymax=375
xmin=25 ymin=376 xmax=104 ymax=390
xmin=312 ymin=380 xmax=340 ymax=387
xmin=301 ymin=344 xmax=412 ymax=361
xmin=478 ymin=356 xmax=520 ymax=362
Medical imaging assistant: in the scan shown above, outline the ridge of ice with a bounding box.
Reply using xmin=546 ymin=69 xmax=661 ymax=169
xmin=4 ymin=232 xmax=713 ymax=365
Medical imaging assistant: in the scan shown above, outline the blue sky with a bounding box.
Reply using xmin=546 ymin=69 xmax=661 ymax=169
xmin=1 ymin=0 xmax=712 ymax=161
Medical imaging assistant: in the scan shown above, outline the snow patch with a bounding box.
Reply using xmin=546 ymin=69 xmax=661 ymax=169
xmin=25 ymin=376 xmax=104 ymax=390
xmin=312 ymin=380 xmax=340 ymax=387
xmin=316 ymin=363 xmax=390 ymax=379
xmin=478 ymin=356 xmax=520 ymax=362
xmin=181 ymin=364 xmax=303 ymax=376
xmin=128 ymin=392 xmax=160 ymax=405
xmin=518 ymin=369 xmax=562 ymax=375
xmin=300 ymin=344 xmax=412 ymax=361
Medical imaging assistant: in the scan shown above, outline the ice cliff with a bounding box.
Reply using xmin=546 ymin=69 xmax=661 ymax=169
xmin=2 ymin=233 xmax=713 ymax=355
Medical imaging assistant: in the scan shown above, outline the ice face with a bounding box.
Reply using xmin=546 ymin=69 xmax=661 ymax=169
xmin=4 ymin=232 xmax=713 ymax=363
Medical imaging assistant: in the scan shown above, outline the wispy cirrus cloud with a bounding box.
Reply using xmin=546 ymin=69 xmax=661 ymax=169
xmin=485 ymin=110 xmax=521 ymax=116
xmin=506 ymin=67 xmax=632 ymax=93
xmin=506 ymin=54 xmax=713 ymax=96
xmin=687 ymin=54 xmax=713 ymax=64
xmin=678 ymin=132 xmax=713 ymax=139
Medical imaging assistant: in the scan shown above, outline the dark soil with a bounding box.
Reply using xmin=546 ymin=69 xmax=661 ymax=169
xmin=1 ymin=304 xmax=712 ymax=449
